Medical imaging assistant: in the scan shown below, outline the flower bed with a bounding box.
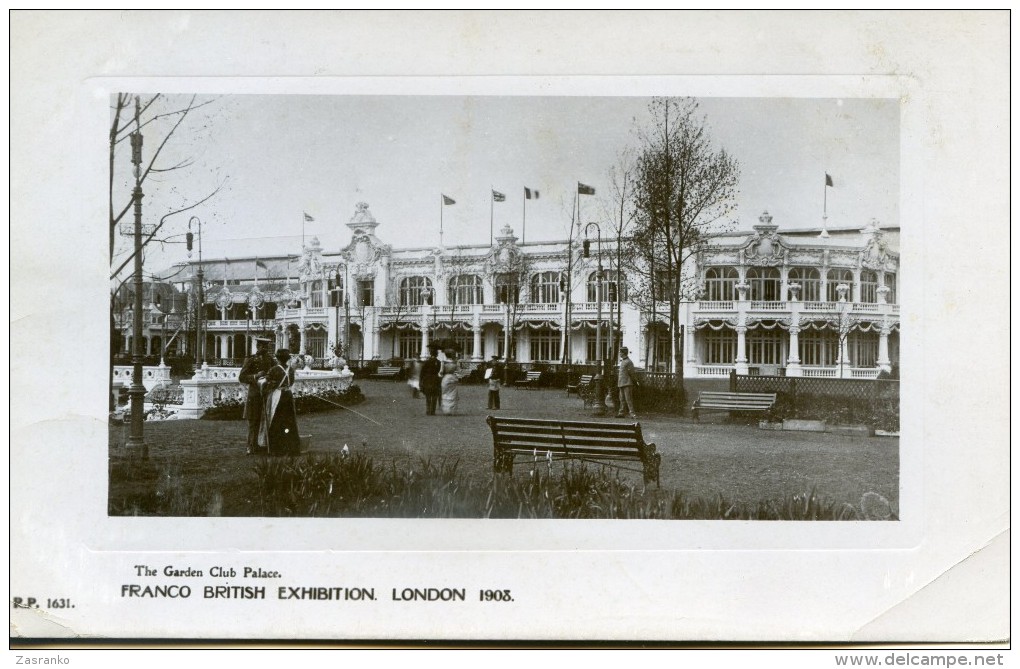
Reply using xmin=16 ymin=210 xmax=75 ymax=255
xmin=202 ymin=384 xmax=365 ymax=421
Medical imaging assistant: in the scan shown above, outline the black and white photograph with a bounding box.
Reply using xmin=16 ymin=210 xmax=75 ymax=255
xmin=106 ymin=94 xmax=902 ymax=521
xmin=9 ymin=10 xmax=1009 ymax=651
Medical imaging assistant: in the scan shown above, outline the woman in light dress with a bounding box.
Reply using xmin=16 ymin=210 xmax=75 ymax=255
xmin=440 ymin=349 xmax=460 ymax=416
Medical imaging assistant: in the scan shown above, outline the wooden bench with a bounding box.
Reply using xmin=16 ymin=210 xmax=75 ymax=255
xmin=369 ymin=366 xmax=402 ymax=380
xmin=513 ymin=370 xmax=542 ymax=389
xmin=565 ymin=374 xmax=593 ymax=395
xmin=692 ymin=391 xmax=777 ymax=420
xmin=487 ymin=416 xmax=661 ymax=487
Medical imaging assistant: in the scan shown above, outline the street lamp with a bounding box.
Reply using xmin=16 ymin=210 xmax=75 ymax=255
xmin=126 ymin=97 xmax=147 ymax=455
xmin=584 ymin=222 xmax=607 ymax=416
xmin=187 ymin=216 xmax=204 ymax=366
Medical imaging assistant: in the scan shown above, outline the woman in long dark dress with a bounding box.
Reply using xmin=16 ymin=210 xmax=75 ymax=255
xmin=257 ymin=348 xmax=301 ymax=456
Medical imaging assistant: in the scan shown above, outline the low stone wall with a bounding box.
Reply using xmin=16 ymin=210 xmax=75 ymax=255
xmin=177 ymin=364 xmax=353 ymax=419
xmin=112 ymin=364 xmax=172 ymax=392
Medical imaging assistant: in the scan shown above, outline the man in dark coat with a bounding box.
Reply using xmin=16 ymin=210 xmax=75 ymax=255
xmin=238 ymin=336 xmax=274 ymax=454
xmin=420 ymin=345 xmax=442 ymax=416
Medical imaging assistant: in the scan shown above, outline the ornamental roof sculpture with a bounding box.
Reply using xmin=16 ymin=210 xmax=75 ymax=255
xmin=739 ymin=211 xmax=790 ymax=266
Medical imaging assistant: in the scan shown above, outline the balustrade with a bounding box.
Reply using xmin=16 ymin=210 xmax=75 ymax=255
xmin=697 ymin=301 xmax=734 ymax=310
xmin=695 ymin=365 xmax=734 ymax=376
xmin=750 ymin=301 xmax=787 ymax=310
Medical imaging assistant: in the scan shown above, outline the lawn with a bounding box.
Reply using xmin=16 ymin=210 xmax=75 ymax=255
xmin=109 ymin=379 xmax=899 ymax=518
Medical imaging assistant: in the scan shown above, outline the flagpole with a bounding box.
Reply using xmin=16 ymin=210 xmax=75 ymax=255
xmin=821 ymin=175 xmax=830 ymax=238
xmin=490 ymin=185 xmax=494 ymax=246
xmin=440 ymin=194 xmax=444 ymax=246
xmin=302 ymin=212 xmax=305 ymax=249
xmin=522 ymin=188 xmax=526 ymax=244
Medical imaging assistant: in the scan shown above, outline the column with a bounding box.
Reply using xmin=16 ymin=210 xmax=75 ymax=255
xmin=877 ymin=323 xmax=891 ymax=373
xmin=471 ymin=312 xmax=482 ymax=361
xmin=734 ymin=325 xmax=749 ymax=375
xmin=371 ymin=310 xmax=381 ymax=360
xmin=503 ymin=310 xmax=511 ymax=361
xmin=780 ymin=267 xmax=789 ymax=304
xmin=786 ymin=324 xmax=802 ymax=377
xmin=299 ymin=323 xmax=307 ymax=355
xmin=852 ymin=269 xmax=862 ymax=304
xmin=419 ymin=308 xmax=430 ymax=359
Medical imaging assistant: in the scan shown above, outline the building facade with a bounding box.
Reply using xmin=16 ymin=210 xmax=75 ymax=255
xmin=117 ymin=204 xmax=900 ymax=378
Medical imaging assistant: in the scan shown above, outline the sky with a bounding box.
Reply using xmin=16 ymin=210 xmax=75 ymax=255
xmin=113 ymin=94 xmax=900 ymax=274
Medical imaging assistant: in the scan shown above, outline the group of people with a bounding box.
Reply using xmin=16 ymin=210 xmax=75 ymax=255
xmin=239 ymin=337 xmax=302 ymax=456
xmin=407 ymin=347 xmax=506 ymax=416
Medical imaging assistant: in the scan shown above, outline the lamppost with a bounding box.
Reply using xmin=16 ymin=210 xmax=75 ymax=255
xmin=584 ymin=222 xmax=607 ymax=416
xmin=126 ymin=97 xmax=147 ymax=455
xmin=333 ymin=268 xmax=342 ymax=357
xmin=421 ymin=284 xmax=436 ymax=339
xmin=187 ymin=216 xmax=204 ymax=366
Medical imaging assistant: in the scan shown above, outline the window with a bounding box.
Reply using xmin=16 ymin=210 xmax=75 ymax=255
xmin=450 ymin=330 xmax=476 ymax=358
xmin=746 ymin=328 xmax=784 ymax=365
xmin=358 ymin=280 xmax=374 ymax=307
xmin=704 ymin=329 xmax=736 ymax=364
xmin=494 ymin=273 xmax=520 ymax=305
xmin=826 ymin=269 xmax=854 ymax=302
xmin=529 ymin=327 xmax=561 ymax=362
xmin=307 ymin=331 xmax=327 ymax=360
xmin=398 ymin=329 xmax=419 ymax=359
xmin=800 ymin=330 xmax=838 ymax=366
xmin=860 ymin=270 xmax=878 ymax=304
xmin=448 ymin=274 xmax=483 ymax=305
xmin=746 ymin=267 xmax=781 ymax=301
xmin=883 ymin=273 xmax=897 ymax=305
xmin=400 ymin=276 xmax=433 ymax=306
xmin=848 ymin=331 xmax=878 ymax=367
xmin=585 ymin=271 xmax=625 ymax=302
xmin=788 ymin=267 xmax=821 ymax=302
xmin=647 ymin=325 xmax=671 ymax=369
xmin=704 ymin=267 xmax=738 ymax=301
xmin=310 ymin=280 xmax=325 ymax=308
xmin=585 ymin=331 xmax=611 ymax=362
xmin=530 ymin=272 xmax=562 ymax=304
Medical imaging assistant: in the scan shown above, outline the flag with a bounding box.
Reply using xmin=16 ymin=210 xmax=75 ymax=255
xmin=492 ymin=190 xmax=506 ymax=202
xmin=524 ymin=187 xmax=540 ymax=200
xmin=442 ymin=194 xmax=456 ymax=205
xmin=578 ymin=182 xmax=595 ymax=195
xmin=825 ymin=173 xmax=834 ymax=187
xmin=303 ymin=212 xmax=315 ymax=222
xmin=256 ymin=259 xmax=268 ymax=269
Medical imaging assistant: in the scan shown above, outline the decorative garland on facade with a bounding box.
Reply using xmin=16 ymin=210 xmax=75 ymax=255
xmin=693 ymin=318 xmax=739 ymax=331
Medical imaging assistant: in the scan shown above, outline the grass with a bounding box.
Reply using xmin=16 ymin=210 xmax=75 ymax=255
xmin=109 ymin=379 xmax=899 ymax=519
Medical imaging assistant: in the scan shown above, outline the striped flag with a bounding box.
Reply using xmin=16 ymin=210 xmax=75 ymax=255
xmin=492 ymin=190 xmax=506 ymax=202
xmin=825 ymin=173 xmax=834 ymax=187
xmin=524 ymin=187 xmax=540 ymax=200
xmin=303 ymin=212 xmax=315 ymax=222
xmin=577 ymin=182 xmax=595 ymax=195
xmin=442 ymin=194 xmax=456 ymax=205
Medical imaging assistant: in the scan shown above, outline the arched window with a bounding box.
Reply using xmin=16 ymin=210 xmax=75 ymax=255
xmin=788 ymin=267 xmax=821 ymax=302
xmin=494 ymin=273 xmax=520 ymax=305
xmin=448 ymin=274 xmax=483 ymax=305
xmin=310 ymin=280 xmax=325 ymax=308
xmin=400 ymin=276 xmax=433 ymax=306
xmin=746 ymin=267 xmax=781 ymax=301
xmin=704 ymin=267 xmax=738 ymax=301
xmin=883 ymin=273 xmax=897 ymax=304
xmin=860 ymin=270 xmax=878 ymax=304
xmin=530 ymin=271 xmax=562 ymax=304
xmin=826 ymin=269 xmax=855 ymax=302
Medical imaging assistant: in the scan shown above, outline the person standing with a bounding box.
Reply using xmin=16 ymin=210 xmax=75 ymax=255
xmin=486 ymin=355 xmax=503 ymax=410
xmin=420 ymin=345 xmax=442 ymax=416
xmin=258 ymin=348 xmax=301 ymax=456
xmin=440 ymin=350 xmax=460 ymax=416
xmin=617 ymin=346 xmax=638 ymax=419
xmin=238 ymin=336 xmax=274 ymax=455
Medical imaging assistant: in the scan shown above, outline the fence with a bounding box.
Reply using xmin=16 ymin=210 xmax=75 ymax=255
xmin=730 ymin=372 xmax=899 ymax=430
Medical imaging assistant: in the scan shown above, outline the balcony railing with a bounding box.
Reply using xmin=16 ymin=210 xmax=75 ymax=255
xmin=695 ymin=365 xmax=735 ymax=376
xmin=697 ymin=301 xmax=734 ymax=310
xmin=750 ymin=301 xmax=787 ymax=310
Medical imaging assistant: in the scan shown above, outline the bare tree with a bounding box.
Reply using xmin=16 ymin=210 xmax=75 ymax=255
xmin=629 ymin=97 xmax=740 ymax=380
xmin=109 ymin=93 xmax=224 ymax=277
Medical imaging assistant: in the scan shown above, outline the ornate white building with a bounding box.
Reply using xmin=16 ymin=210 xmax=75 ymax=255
xmin=121 ymin=204 xmax=899 ymax=379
